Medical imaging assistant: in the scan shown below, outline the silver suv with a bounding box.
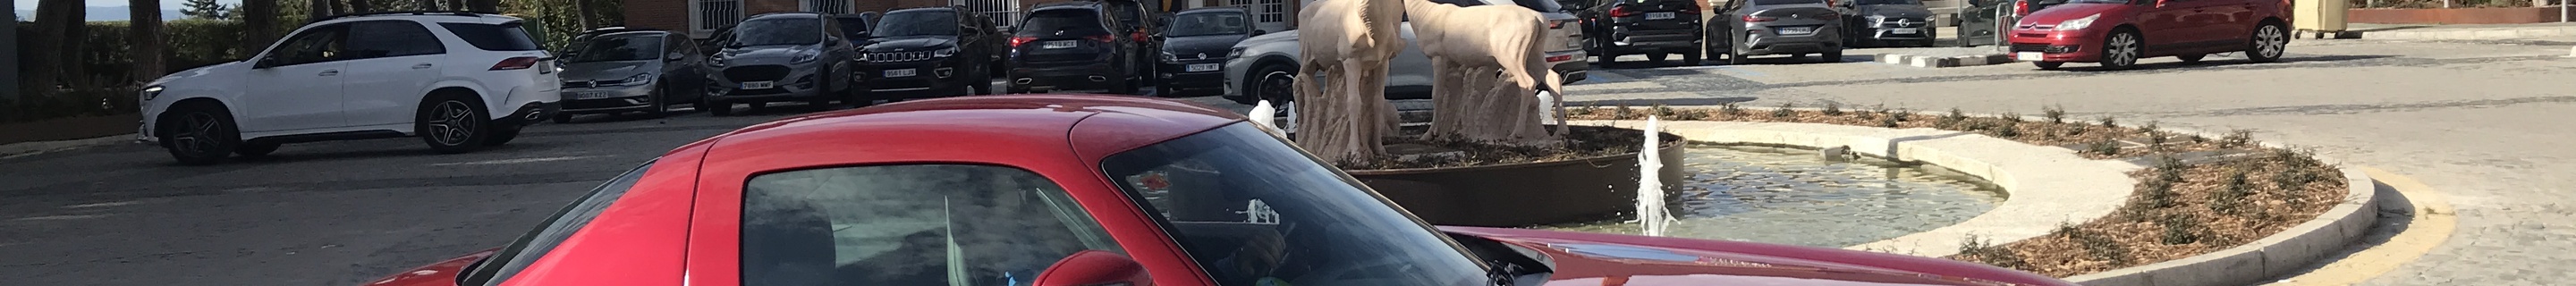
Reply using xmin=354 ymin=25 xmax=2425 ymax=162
xmin=703 ymin=13 xmax=860 ymax=116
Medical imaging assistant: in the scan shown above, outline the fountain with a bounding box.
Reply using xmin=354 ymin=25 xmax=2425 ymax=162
xmin=1636 ymin=116 xmax=1671 ymax=237
xmin=1542 ymin=144 xmax=2006 ymax=248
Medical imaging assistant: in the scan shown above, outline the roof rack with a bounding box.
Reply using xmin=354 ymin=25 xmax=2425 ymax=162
xmin=309 ymin=11 xmax=487 ymax=24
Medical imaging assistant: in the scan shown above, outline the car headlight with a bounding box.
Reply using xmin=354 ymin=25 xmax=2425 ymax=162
xmin=933 ymin=46 xmax=961 ymax=57
xmin=140 ymin=86 xmax=165 ymax=101
xmin=2056 ymin=13 xmax=2099 ymax=30
xmin=1161 ymin=52 xmax=1181 ymax=63
xmin=610 ymin=73 xmax=655 ymax=87
xmin=1226 ymin=47 xmax=1246 ymax=60
xmin=791 ymin=51 xmax=821 ymax=63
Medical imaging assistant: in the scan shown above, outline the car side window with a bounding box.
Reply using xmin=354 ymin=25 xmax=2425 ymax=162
xmin=266 ymin=24 xmax=350 ymax=66
xmin=347 ymin=21 xmax=447 ymax=59
xmin=741 ymin=164 xmax=1134 ymax=286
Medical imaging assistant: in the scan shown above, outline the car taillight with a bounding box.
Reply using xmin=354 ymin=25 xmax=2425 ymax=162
xmin=2014 ymin=0 xmax=2029 ymax=15
xmin=1086 ymin=34 xmax=1115 ymax=43
xmin=1743 ymin=15 xmax=1776 ymax=22
xmin=1609 ymin=6 xmax=1638 ymax=17
xmin=1549 ymin=20 xmax=1566 ymax=29
xmin=1131 ymin=31 xmax=1151 ymax=42
xmin=1010 ymin=37 xmax=1038 ymax=47
xmin=1546 ymin=55 xmax=1573 ymax=62
xmin=490 ymin=56 xmax=538 ymax=71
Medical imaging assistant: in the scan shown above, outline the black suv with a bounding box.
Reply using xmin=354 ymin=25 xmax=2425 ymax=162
xmin=1576 ymin=0 xmax=1706 ymax=64
xmin=854 ymin=6 xmax=1004 ymax=101
xmin=1007 ymin=2 xmax=1148 ymax=94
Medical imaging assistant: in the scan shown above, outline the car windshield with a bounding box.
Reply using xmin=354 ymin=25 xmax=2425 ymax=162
xmin=733 ymin=18 xmax=821 ymax=46
xmin=564 ymin=34 xmax=662 ymax=63
xmin=1858 ymin=0 xmax=1923 ymax=4
xmin=875 ymin=10 xmax=960 ymax=38
xmin=1100 ymin=123 xmax=1489 ymax=286
xmin=1164 ymin=12 xmax=1250 ymax=37
xmin=1020 ymin=9 xmax=1112 ymax=36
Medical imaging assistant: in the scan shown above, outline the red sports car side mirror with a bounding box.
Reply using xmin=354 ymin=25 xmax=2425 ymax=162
xmin=1034 ymin=250 xmax=1153 ymax=286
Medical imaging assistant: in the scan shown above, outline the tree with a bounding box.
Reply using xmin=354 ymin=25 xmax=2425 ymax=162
xmin=241 ymin=0 xmax=278 ymax=58
xmin=131 ymin=0 xmax=168 ymax=85
xmin=182 ymin=0 xmax=231 ymax=20
xmin=468 ymin=0 xmax=496 ymax=13
xmin=22 ymin=0 xmax=82 ymax=97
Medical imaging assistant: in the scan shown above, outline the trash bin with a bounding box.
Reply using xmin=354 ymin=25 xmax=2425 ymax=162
xmin=2293 ymin=0 xmax=2345 ymax=33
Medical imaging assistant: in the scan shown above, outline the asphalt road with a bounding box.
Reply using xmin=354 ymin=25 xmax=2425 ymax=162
xmin=3 ymin=37 xmax=2571 ymax=285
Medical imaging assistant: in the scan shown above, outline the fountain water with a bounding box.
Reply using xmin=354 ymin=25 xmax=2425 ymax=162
xmin=1636 ymin=116 xmax=1672 ymax=237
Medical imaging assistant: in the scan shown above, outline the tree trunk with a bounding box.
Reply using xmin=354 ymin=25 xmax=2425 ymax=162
xmin=24 ymin=0 xmax=82 ymax=97
xmin=575 ymin=0 xmax=596 ymax=29
xmin=468 ymin=0 xmax=497 ymax=13
xmin=242 ymin=0 xmax=279 ymax=59
xmin=131 ymin=0 xmax=168 ymax=86
xmin=351 ymin=0 xmax=372 ymax=13
xmin=310 ymin=0 xmax=334 ymax=21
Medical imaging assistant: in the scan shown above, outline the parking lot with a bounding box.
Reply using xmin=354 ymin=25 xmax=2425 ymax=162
xmin=2 ymin=36 xmax=2572 ymax=285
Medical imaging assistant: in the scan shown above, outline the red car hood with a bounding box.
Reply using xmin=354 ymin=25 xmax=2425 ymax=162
xmin=361 ymin=248 xmax=496 ymax=286
xmin=2017 ymin=3 xmax=2133 ymax=25
xmin=1438 ymin=226 xmax=2073 ymax=286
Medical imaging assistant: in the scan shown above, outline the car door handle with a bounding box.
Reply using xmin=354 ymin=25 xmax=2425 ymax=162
xmin=318 ymin=70 xmax=339 ymax=76
xmin=411 ymin=63 xmax=435 ymax=69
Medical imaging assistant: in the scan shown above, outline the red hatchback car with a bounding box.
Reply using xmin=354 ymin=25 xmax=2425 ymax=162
xmin=2004 ymin=0 xmax=2290 ymax=70
xmin=363 ymin=95 xmax=2074 ymax=286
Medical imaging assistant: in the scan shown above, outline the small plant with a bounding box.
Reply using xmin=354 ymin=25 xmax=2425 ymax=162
xmin=2043 ymin=105 xmax=2068 ymax=123
xmin=1955 ymin=235 xmax=2031 ymax=271
xmin=1891 ymin=109 xmax=1913 ymax=122
xmin=1670 ymin=108 xmax=1708 ymax=121
xmin=2065 ymin=124 xmax=2088 ymax=136
xmin=2059 ymin=223 xmax=2130 ymax=265
xmin=1998 ymin=112 xmax=2023 ymax=122
xmin=1651 ymin=104 xmax=1674 ymax=117
xmin=2215 ymin=169 xmax=2252 ymax=214
xmin=2098 ymin=116 xmax=2118 ymax=128
xmin=1614 ymin=104 xmax=1633 ymax=120
xmin=2084 ymin=140 xmax=2121 ymax=156
xmin=1936 ymin=108 xmax=1968 ymax=128
xmin=1995 ymin=121 xmax=2021 ymax=138
xmin=2157 ymin=212 xmax=2203 ymax=245
xmin=2154 ymin=155 xmax=2188 ymax=181
xmin=1720 ymin=102 xmax=1745 ymax=117
xmin=2139 ymin=178 xmax=2175 ymax=208
xmin=2139 ymin=121 xmax=2162 ymax=136
xmin=1879 ymin=115 xmax=1901 ymax=128
xmin=1872 ymin=104 xmax=1892 ymax=116
xmin=1568 ymin=105 xmax=1597 ymax=116
xmin=1770 ymin=103 xmax=1797 ymax=119
xmin=2147 ymin=131 xmax=2170 ymax=151
xmin=1823 ymin=102 xmax=1845 ymax=115
xmin=2223 ymin=130 xmax=2256 ymax=148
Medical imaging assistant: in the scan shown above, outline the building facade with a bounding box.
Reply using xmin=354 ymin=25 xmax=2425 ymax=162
xmin=625 ymin=0 xmax=1303 ymax=38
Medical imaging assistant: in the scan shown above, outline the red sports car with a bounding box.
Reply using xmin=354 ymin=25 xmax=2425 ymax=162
xmin=365 ymin=95 xmax=2074 ymax=286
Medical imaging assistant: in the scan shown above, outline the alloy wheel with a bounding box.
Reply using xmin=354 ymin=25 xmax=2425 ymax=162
xmin=2104 ymin=32 xmax=2140 ymax=68
xmin=426 ymin=101 xmax=479 ymax=146
xmin=2254 ymin=24 xmax=2288 ymax=61
xmin=1258 ymin=71 xmax=1296 ymax=104
xmin=170 ymin=112 xmax=223 ymax=156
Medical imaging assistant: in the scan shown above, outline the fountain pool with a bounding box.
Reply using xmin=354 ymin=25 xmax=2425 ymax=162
xmin=1537 ymin=144 xmax=2006 ymax=248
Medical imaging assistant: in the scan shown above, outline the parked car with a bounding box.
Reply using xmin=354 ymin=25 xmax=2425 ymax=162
xmin=1220 ymin=0 xmax=1589 ymax=105
xmin=830 ymin=12 xmax=883 ymax=46
xmin=703 ymin=13 xmax=860 ymax=116
xmin=1706 ymin=0 xmax=1845 ymax=64
xmin=2006 ymin=0 xmax=2290 ymax=70
xmin=1576 ymin=0 xmax=1702 ymax=64
xmin=1838 ymin=0 xmax=1937 ymax=47
xmin=1152 ymin=7 xmax=1260 ymax=97
xmin=364 ymin=94 xmax=2080 ymax=286
xmin=554 ymin=29 xmax=708 ymax=122
xmin=1008 ymin=2 xmax=1149 ymax=94
xmin=1101 ymin=0 xmax=1162 ymax=86
xmin=138 ymin=12 xmax=559 ymax=164
xmin=854 ymin=6 xmax=1005 ymax=101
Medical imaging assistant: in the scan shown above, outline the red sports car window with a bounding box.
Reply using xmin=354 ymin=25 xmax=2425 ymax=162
xmin=740 ymin=164 xmax=1127 ymax=286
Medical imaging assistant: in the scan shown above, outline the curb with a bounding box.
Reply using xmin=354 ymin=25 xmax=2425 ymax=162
xmin=2357 ymin=26 xmax=2576 ymax=41
xmin=0 ymin=134 xmax=140 ymax=159
xmin=1572 ymin=119 xmax=2138 ymax=258
xmin=1877 ymin=53 xmax=2016 ymax=68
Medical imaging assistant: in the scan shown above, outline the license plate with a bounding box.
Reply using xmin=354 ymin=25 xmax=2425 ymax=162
xmin=741 ymin=81 xmax=775 ymax=89
xmin=572 ymin=91 xmax=616 ymax=99
xmin=1185 ymin=63 xmax=1221 ymax=72
xmin=1890 ymin=28 xmax=1921 ymax=34
xmin=1646 ymin=12 xmax=1676 ymax=20
xmin=885 ymin=69 xmax=918 ymax=78
xmin=2017 ymin=52 xmax=2045 ymax=61
xmin=1043 ymin=40 xmax=1078 ymax=49
xmin=1779 ymin=27 xmax=1816 ymax=35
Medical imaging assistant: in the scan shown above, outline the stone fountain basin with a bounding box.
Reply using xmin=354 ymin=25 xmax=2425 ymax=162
xmin=1350 ymin=125 xmax=1685 ymax=227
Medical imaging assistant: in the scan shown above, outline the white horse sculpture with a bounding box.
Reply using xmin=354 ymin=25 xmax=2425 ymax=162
xmin=1292 ymin=0 xmax=1409 ymax=164
xmin=1402 ymin=0 xmax=1568 ymax=146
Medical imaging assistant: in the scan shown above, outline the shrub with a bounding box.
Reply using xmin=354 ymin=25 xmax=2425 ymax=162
xmin=1823 ymin=102 xmax=1844 ymax=115
xmin=2215 ymin=169 xmax=2252 ymax=214
xmin=1720 ymin=102 xmax=1745 ymax=117
xmin=2059 ymin=223 xmax=2130 ymax=264
xmin=1879 ymin=115 xmax=1900 ymax=128
xmin=2098 ymin=116 xmax=2118 ymax=128
xmin=1651 ymin=104 xmax=1674 ymax=117
xmin=1614 ymin=104 xmax=1633 ymax=119
xmin=1998 ymin=112 xmax=2023 ymax=122
xmin=2140 ymin=121 xmax=2162 ymax=136
xmin=1770 ymin=103 xmax=1796 ymax=118
xmin=2043 ymin=105 xmax=2068 ymax=123
xmin=2085 ymin=140 xmax=2121 ymax=156
xmin=1996 ymin=121 xmax=2021 ymax=138
xmin=2223 ymin=130 xmax=2256 ymax=148
xmin=2158 ymin=212 xmax=2203 ymax=245
xmin=1891 ymin=109 xmax=1912 ymax=122
xmin=1956 ymin=235 xmax=2030 ymax=271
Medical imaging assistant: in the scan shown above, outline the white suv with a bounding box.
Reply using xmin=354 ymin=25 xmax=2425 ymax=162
xmin=138 ymin=12 xmax=562 ymax=164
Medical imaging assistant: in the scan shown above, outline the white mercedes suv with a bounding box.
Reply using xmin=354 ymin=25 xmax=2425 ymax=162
xmin=138 ymin=12 xmax=562 ymax=164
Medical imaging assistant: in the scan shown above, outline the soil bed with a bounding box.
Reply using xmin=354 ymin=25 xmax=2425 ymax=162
xmin=1567 ymin=104 xmax=2350 ymax=277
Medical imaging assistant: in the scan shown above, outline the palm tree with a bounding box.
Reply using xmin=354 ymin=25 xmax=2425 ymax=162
xmin=131 ymin=0 xmax=168 ymax=85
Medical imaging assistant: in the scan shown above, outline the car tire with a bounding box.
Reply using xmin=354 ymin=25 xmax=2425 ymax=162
xmin=750 ymin=101 xmax=769 ymax=111
xmin=2247 ymin=21 xmax=2288 ymax=63
xmin=235 ymin=141 xmax=279 ymax=157
xmin=1684 ymin=52 xmax=1703 ymax=65
xmin=2176 ymin=54 xmax=2206 ymax=63
xmin=1648 ymin=53 xmax=1668 ymax=64
xmin=157 ymin=103 xmax=238 ymax=165
xmin=552 ymin=112 xmax=573 ymax=123
xmin=2035 ymin=61 xmax=2065 ymax=70
xmin=642 ymin=84 xmax=670 ymax=119
xmin=484 ymin=124 xmax=521 ymax=147
xmin=1252 ymin=64 xmax=1299 ymax=105
xmin=1599 ymin=50 xmax=1619 ymax=65
xmin=2099 ymin=29 xmax=2143 ymax=70
xmin=708 ymin=99 xmax=735 ymax=116
xmin=1821 ymin=50 xmax=1844 ymax=63
xmin=417 ymin=95 xmax=491 ymax=154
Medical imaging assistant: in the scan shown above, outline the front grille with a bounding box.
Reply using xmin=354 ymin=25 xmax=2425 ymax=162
xmin=723 ymin=65 xmax=791 ymax=82
xmin=561 ymin=80 xmax=595 ymax=88
xmin=1874 ymin=18 xmax=1929 ymax=28
xmin=2010 ymin=44 xmax=2049 ymax=53
xmin=866 ymin=51 xmax=936 ymax=63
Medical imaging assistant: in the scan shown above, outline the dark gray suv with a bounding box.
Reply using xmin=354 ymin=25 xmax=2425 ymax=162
xmin=703 ymin=13 xmax=859 ymax=116
xmin=1707 ymin=0 xmax=1844 ymax=64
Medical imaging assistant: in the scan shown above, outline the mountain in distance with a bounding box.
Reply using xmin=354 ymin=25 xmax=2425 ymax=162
xmin=14 ymin=6 xmax=191 ymax=21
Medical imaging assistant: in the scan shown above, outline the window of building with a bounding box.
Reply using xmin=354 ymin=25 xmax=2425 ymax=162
xmin=691 ymin=0 xmax=747 ymax=38
xmin=801 ymin=0 xmax=853 ymax=14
